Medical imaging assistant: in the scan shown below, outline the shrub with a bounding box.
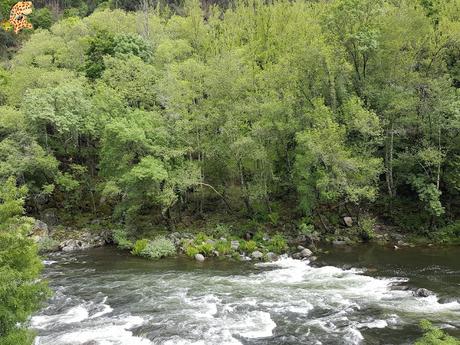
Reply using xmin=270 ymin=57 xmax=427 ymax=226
xmin=414 ymin=320 xmax=460 ymax=345
xmin=184 ymin=243 xmax=200 ymax=257
xmin=38 ymin=237 xmax=59 ymax=252
xmin=267 ymin=234 xmax=287 ymax=254
xmin=141 ymin=237 xmax=175 ymax=259
xmin=194 ymin=232 xmax=209 ymax=244
xmin=359 ymin=216 xmax=376 ymax=242
xmin=113 ymin=228 xmax=133 ymax=250
xmin=197 ymin=242 xmax=214 ymax=256
xmin=215 ymin=240 xmax=232 ymax=255
xmin=131 ymin=239 xmax=149 ymax=256
xmin=240 ymin=240 xmax=257 ymax=253
xmin=212 ymin=224 xmax=232 ymax=238
xmin=253 ymin=230 xmax=267 ymax=242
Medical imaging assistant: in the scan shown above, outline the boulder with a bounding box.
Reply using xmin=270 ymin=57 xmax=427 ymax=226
xmin=309 ymin=256 xmax=317 ymax=261
xmin=299 ymin=248 xmax=313 ymax=258
xmin=195 ymin=253 xmax=205 ymax=262
xmin=231 ymin=240 xmax=240 ymax=250
xmin=413 ymin=288 xmax=433 ymax=298
xmin=438 ymin=297 xmax=458 ymax=304
xmin=251 ymin=251 xmax=263 ymax=260
xmin=29 ymin=220 xmax=49 ymax=242
xmin=266 ymin=252 xmax=278 ymax=262
xmin=292 ymin=252 xmax=302 ymax=260
xmin=59 ymin=232 xmax=106 ymax=252
xmin=244 ymin=232 xmax=253 ymax=240
xmin=343 ymin=216 xmax=353 ymax=227
xmin=297 ymin=245 xmax=305 ymax=251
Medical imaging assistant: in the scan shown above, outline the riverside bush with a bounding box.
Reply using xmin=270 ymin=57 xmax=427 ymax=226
xmin=414 ymin=320 xmax=460 ymax=345
xmin=131 ymin=239 xmax=149 ymax=256
xmin=267 ymin=234 xmax=287 ymax=254
xmin=142 ymin=237 xmax=176 ymax=259
xmin=239 ymin=240 xmax=257 ymax=253
xmin=113 ymin=228 xmax=133 ymax=250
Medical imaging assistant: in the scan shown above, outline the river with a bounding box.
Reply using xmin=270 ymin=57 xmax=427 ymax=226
xmin=32 ymin=245 xmax=460 ymax=345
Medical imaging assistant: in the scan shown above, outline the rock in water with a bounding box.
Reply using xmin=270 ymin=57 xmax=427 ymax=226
xmin=195 ymin=253 xmax=205 ymax=262
xmin=251 ymin=251 xmax=263 ymax=260
xmin=266 ymin=252 xmax=278 ymax=262
xmin=300 ymin=248 xmax=313 ymax=258
xmin=343 ymin=216 xmax=353 ymax=227
xmin=413 ymin=288 xmax=432 ymax=297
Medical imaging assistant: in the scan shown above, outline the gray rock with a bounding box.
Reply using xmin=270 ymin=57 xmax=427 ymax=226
xmin=231 ymin=240 xmax=240 ymax=250
xmin=266 ymin=252 xmax=278 ymax=262
xmin=29 ymin=220 xmax=49 ymax=242
xmin=251 ymin=251 xmax=263 ymax=260
xmin=195 ymin=253 xmax=205 ymax=262
xmin=438 ymin=297 xmax=458 ymax=304
xmin=332 ymin=240 xmax=347 ymax=246
xmin=59 ymin=232 xmax=106 ymax=252
xmin=344 ymin=216 xmax=353 ymax=227
xmin=309 ymin=256 xmax=317 ymax=261
xmin=240 ymin=255 xmax=252 ymax=261
xmin=413 ymin=288 xmax=433 ymax=298
xmin=300 ymin=248 xmax=313 ymax=258
xmin=292 ymin=252 xmax=302 ymax=260
xmin=297 ymin=245 xmax=305 ymax=251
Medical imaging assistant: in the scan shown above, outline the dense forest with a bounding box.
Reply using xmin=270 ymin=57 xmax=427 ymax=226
xmin=0 ymin=0 xmax=460 ymax=343
xmin=1 ymin=0 xmax=459 ymax=238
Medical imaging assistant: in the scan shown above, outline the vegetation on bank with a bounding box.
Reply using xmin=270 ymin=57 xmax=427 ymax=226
xmin=0 ymin=178 xmax=48 ymax=345
xmin=415 ymin=320 xmax=460 ymax=345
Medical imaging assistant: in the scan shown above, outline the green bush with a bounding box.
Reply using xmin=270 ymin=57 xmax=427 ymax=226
xmin=184 ymin=243 xmax=200 ymax=257
xmin=141 ymin=237 xmax=176 ymax=259
xmin=38 ymin=237 xmax=59 ymax=252
xmin=131 ymin=239 xmax=149 ymax=256
xmin=113 ymin=228 xmax=133 ymax=250
xmin=414 ymin=320 xmax=460 ymax=345
xmin=215 ymin=240 xmax=232 ymax=255
xmin=240 ymin=240 xmax=257 ymax=253
xmin=197 ymin=242 xmax=214 ymax=256
xmin=194 ymin=232 xmax=209 ymax=244
xmin=359 ymin=216 xmax=376 ymax=241
xmin=267 ymin=233 xmax=287 ymax=254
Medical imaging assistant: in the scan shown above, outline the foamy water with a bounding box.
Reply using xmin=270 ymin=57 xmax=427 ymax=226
xmin=32 ymin=249 xmax=460 ymax=345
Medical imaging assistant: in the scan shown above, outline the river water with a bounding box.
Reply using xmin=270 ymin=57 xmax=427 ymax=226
xmin=32 ymin=245 xmax=460 ymax=345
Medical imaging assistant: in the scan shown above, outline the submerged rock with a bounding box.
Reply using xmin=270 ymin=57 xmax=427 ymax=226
xmin=195 ymin=253 xmax=205 ymax=262
xmin=413 ymin=288 xmax=433 ymax=298
xmin=292 ymin=252 xmax=302 ymax=260
xmin=332 ymin=239 xmax=347 ymax=246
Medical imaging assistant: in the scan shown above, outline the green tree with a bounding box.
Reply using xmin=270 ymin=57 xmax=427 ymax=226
xmin=0 ymin=177 xmax=48 ymax=345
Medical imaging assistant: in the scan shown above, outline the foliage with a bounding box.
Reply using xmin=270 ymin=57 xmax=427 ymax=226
xmin=239 ymin=240 xmax=257 ymax=253
xmin=112 ymin=228 xmax=133 ymax=250
xmin=0 ymin=177 xmax=48 ymax=345
xmin=1 ymin=0 xmax=460 ymax=238
xmin=358 ymin=216 xmax=376 ymax=241
xmin=141 ymin=237 xmax=176 ymax=259
xmin=414 ymin=320 xmax=460 ymax=345
xmin=131 ymin=239 xmax=149 ymax=256
xmin=267 ymin=234 xmax=287 ymax=254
